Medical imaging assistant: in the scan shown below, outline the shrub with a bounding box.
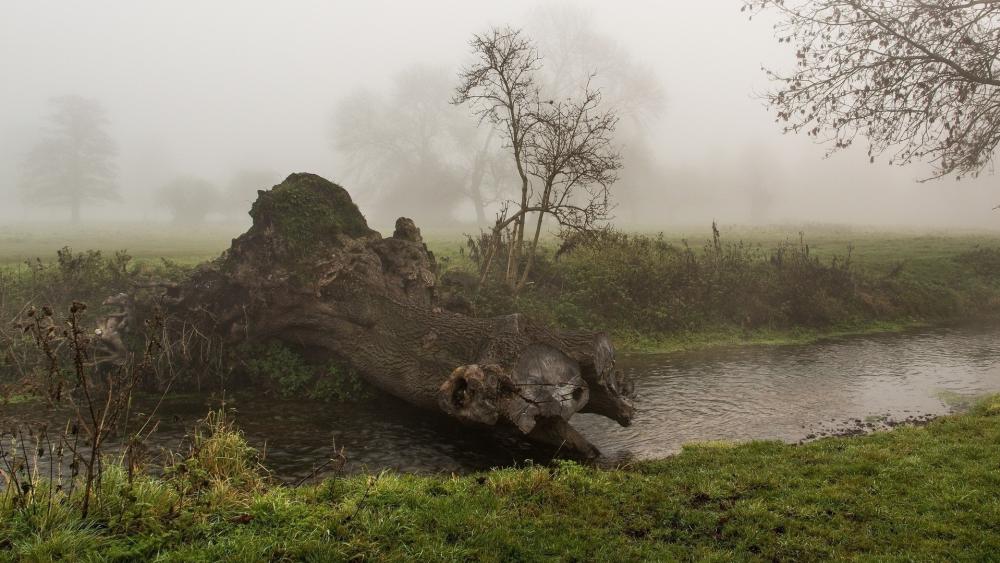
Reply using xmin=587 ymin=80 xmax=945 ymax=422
xmin=458 ymin=225 xmax=987 ymax=338
xmin=312 ymin=362 xmax=369 ymax=402
xmin=241 ymin=342 xmax=314 ymax=399
xmin=956 ymin=247 xmax=1000 ymax=278
xmin=240 ymin=342 xmax=369 ymax=402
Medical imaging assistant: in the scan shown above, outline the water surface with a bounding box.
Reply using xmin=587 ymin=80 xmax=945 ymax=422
xmin=576 ymin=324 xmax=1000 ymax=458
xmin=4 ymin=324 xmax=999 ymax=481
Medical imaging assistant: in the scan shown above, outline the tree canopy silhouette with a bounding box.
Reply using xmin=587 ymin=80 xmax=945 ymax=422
xmin=20 ymin=96 xmax=119 ymax=221
xmin=329 ymin=66 xmax=509 ymax=227
xmin=155 ymin=176 xmax=221 ymax=225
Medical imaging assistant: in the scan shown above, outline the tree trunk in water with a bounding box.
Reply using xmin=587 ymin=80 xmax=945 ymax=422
xmin=138 ymin=173 xmax=635 ymax=459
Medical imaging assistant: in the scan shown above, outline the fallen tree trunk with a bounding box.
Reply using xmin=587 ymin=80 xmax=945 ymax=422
xmin=120 ymin=173 xmax=635 ymax=458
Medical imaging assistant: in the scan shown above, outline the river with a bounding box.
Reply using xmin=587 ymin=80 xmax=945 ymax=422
xmin=4 ymin=324 xmax=999 ymax=482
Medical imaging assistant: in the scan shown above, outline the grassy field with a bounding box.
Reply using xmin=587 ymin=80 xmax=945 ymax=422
xmin=4 ymin=222 xmax=999 ymax=270
xmin=667 ymin=225 xmax=1000 ymax=281
xmin=0 ymin=223 xmax=242 ymax=267
xmin=3 ymin=396 xmax=998 ymax=561
xmin=426 ymin=224 xmax=1000 ymax=279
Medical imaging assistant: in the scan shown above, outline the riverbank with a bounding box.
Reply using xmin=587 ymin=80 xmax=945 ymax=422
xmin=3 ymin=225 xmax=1000 ymax=392
xmin=440 ymin=228 xmax=1000 ymax=354
xmin=3 ymin=396 xmax=998 ymax=561
xmin=611 ymin=319 xmax=926 ymax=353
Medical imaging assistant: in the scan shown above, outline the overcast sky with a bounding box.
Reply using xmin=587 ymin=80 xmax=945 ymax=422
xmin=1 ymin=0 xmax=997 ymax=229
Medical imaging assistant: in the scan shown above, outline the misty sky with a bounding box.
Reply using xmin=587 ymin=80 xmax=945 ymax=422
xmin=1 ymin=0 xmax=997 ymax=229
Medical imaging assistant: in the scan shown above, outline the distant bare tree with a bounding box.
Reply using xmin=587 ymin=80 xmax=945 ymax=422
xmin=330 ymin=66 xmax=508 ymax=226
xmin=154 ymin=176 xmax=220 ymax=225
xmin=20 ymin=96 xmax=119 ymax=222
xmin=530 ymin=5 xmax=665 ymax=223
xmin=745 ymin=0 xmax=1000 ymax=179
xmin=455 ymin=26 xmax=622 ymax=292
xmin=530 ymin=4 xmax=665 ymax=127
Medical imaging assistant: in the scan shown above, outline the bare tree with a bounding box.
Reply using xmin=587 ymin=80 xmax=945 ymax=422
xmin=454 ymin=26 xmax=621 ymax=292
xmin=519 ymin=84 xmax=621 ymax=289
xmin=20 ymin=96 xmax=119 ymax=222
xmin=454 ymin=26 xmax=541 ymax=288
xmin=745 ymin=0 xmax=1000 ymax=179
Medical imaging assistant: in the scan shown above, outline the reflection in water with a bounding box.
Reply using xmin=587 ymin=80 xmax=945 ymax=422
xmin=4 ymin=325 xmax=999 ymax=481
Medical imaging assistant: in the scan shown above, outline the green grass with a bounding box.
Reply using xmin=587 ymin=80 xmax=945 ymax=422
xmin=612 ymin=319 xmax=925 ymax=353
xmin=427 ymin=224 xmax=1000 ymax=273
xmin=0 ymin=393 xmax=38 ymax=405
xmin=0 ymin=222 xmax=242 ymax=267
xmin=3 ymin=223 xmax=996 ymax=274
xmin=672 ymin=225 xmax=1000 ymax=282
xmin=3 ymin=223 xmax=992 ymax=271
xmin=4 ymin=397 xmax=999 ymax=561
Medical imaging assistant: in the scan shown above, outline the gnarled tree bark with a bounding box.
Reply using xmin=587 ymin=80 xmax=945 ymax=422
xmin=121 ymin=173 xmax=634 ymax=458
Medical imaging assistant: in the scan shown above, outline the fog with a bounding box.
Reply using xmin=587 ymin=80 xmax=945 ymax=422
xmin=1 ymin=0 xmax=997 ymax=231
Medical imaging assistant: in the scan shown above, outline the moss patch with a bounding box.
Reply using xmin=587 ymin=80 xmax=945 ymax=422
xmin=249 ymin=173 xmax=375 ymax=257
